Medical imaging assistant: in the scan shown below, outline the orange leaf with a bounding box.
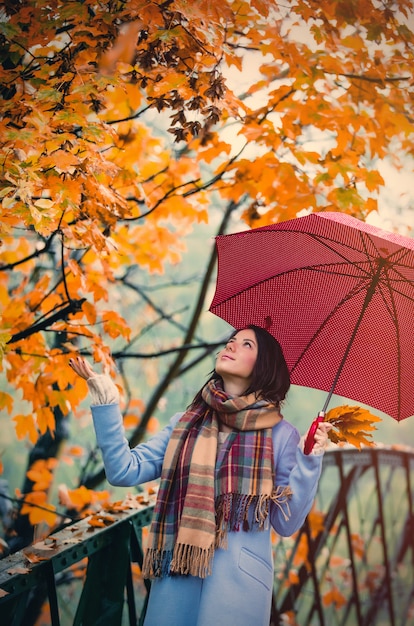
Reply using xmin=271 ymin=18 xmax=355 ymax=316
xmin=0 ymin=391 xmax=13 ymax=413
xmin=26 ymin=462 xmax=53 ymax=491
xmin=13 ymin=414 xmax=39 ymax=444
xmin=99 ymin=21 xmax=143 ymax=73
xmin=20 ymin=491 xmax=57 ymax=527
xmin=102 ymin=310 xmax=131 ymax=340
xmin=292 ymin=534 xmax=311 ymax=571
xmin=323 ymin=586 xmax=347 ymax=608
xmin=58 ymin=484 xmax=110 ymax=511
xmin=66 ymin=445 xmax=84 ymax=457
xmin=288 ymin=570 xmax=300 ymax=585
xmin=6 ymin=566 xmax=30 ymax=575
xmin=36 ymin=406 xmax=56 ymax=435
xmin=88 ymin=513 xmax=115 ymax=527
xmin=24 ymin=550 xmax=50 ymax=563
xmin=325 ymin=405 xmax=382 ymax=449
xmin=307 ymin=509 xmax=325 ymax=538
xmin=123 ymin=412 xmax=140 ymax=429
xmin=147 ymin=416 xmax=160 ymax=434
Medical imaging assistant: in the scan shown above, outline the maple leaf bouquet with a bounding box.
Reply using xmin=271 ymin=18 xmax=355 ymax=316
xmin=324 ymin=405 xmax=383 ymax=449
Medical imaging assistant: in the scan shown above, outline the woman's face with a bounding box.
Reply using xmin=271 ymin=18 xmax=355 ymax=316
xmin=215 ymin=328 xmax=258 ymax=394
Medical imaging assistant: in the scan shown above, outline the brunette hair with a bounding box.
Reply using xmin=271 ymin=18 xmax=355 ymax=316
xmin=190 ymin=325 xmax=290 ymax=409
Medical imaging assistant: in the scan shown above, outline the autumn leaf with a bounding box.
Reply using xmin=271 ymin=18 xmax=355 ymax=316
xmin=351 ymin=533 xmax=365 ymax=559
xmin=0 ymin=391 xmax=13 ymax=413
xmin=325 ymin=405 xmax=382 ymax=449
xmin=24 ymin=551 xmax=51 ymax=563
xmin=102 ymin=310 xmax=131 ymax=340
xmin=123 ymin=412 xmax=140 ymax=429
xmin=6 ymin=567 xmax=30 ymax=576
xmin=292 ymin=534 xmax=311 ymax=572
xmin=99 ymin=21 xmax=144 ymax=73
xmin=329 ymin=554 xmax=350 ymax=568
xmin=58 ymin=484 xmax=111 ymax=512
xmin=307 ymin=508 xmax=325 ymax=539
xmin=322 ymin=586 xmax=347 ymax=608
xmin=36 ymin=406 xmax=56 ymax=436
xmin=13 ymin=414 xmax=39 ymax=445
xmin=26 ymin=459 xmax=56 ymax=491
xmin=88 ymin=513 xmax=116 ymax=528
xmin=20 ymin=491 xmax=57 ymax=527
xmin=288 ymin=570 xmax=300 ymax=585
xmin=66 ymin=445 xmax=84 ymax=457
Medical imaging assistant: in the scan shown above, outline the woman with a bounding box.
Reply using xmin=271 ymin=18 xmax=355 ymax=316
xmin=70 ymin=325 xmax=331 ymax=626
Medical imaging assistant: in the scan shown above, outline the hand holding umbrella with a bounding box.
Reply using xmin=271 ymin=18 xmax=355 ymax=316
xmin=304 ymin=416 xmax=332 ymax=454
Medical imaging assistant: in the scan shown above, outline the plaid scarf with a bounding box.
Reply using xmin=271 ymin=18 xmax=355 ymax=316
xmin=142 ymin=379 xmax=293 ymax=580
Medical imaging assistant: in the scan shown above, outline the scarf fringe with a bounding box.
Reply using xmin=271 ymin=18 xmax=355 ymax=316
xmin=215 ymin=486 xmax=293 ymax=547
xmin=143 ymin=486 xmax=293 ymax=579
xmin=270 ymin=485 xmax=293 ymax=522
xmin=143 ymin=544 xmax=215 ymax=579
xmin=142 ymin=548 xmax=172 ymax=580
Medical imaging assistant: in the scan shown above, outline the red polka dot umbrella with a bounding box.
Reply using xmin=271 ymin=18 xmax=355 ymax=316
xmin=209 ymin=211 xmax=414 ymax=426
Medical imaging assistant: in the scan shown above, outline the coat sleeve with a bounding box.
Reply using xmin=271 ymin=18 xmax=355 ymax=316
xmin=270 ymin=420 xmax=323 ymax=537
xmin=91 ymin=403 xmax=181 ymax=486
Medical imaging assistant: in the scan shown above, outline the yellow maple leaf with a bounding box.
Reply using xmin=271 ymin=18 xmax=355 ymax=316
xmin=0 ymin=391 xmax=13 ymax=413
xmin=59 ymin=485 xmax=94 ymax=510
xmin=102 ymin=310 xmax=131 ymax=340
xmin=36 ymin=406 xmax=56 ymax=436
xmin=26 ymin=464 xmax=53 ymax=491
xmin=20 ymin=491 xmax=57 ymax=527
xmin=325 ymin=405 xmax=382 ymax=449
xmin=58 ymin=485 xmax=111 ymax=512
xmin=13 ymin=414 xmax=39 ymax=444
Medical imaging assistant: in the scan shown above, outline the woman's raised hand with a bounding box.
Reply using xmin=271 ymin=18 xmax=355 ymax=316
xmin=69 ymin=356 xmax=97 ymax=380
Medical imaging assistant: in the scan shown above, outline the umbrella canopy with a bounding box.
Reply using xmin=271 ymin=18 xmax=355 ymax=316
xmin=209 ymin=212 xmax=414 ymax=422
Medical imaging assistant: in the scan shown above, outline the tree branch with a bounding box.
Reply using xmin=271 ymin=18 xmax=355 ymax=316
xmin=7 ymin=299 xmax=86 ymax=344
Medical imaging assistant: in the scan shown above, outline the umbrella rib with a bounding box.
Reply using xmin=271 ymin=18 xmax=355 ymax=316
xmin=289 ymin=278 xmax=368 ymax=375
xmin=320 ymin=259 xmax=386 ymax=412
xmin=304 ymin=230 xmax=414 ymax=280
xmin=375 ymin=267 xmax=403 ymax=420
xmin=304 ymin=232 xmax=376 ymax=278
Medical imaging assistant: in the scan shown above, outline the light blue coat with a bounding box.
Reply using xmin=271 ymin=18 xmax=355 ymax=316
xmin=91 ymin=405 xmax=323 ymax=626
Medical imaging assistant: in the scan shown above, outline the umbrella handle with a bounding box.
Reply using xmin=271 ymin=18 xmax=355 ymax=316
xmin=303 ymin=412 xmax=325 ymax=455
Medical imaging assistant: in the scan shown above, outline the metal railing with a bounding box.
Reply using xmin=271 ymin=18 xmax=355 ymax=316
xmin=0 ymin=498 xmax=155 ymax=626
xmin=1 ymin=446 xmax=413 ymax=626
xmin=273 ymin=446 xmax=414 ymax=626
